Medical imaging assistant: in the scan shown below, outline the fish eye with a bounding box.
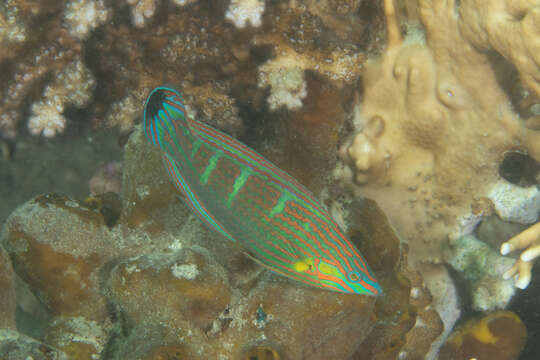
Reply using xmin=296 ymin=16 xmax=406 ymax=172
xmin=348 ymin=271 xmax=361 ymax=282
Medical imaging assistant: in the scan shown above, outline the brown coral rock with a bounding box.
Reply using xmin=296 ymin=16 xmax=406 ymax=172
xmin=439 ymin=311 xmax=527 ymax=360
xmin=349 ymin=199 xmax=443 ymax=360
xmin=0 ymin=329 xmax=68 ymax=360
xmin=43 ymin=316 xmax=110 ymax=360
xmin=120 ymin=127 xmax=181 ymax=229
xmin=142 ymin=344 xmax=187 ymax=360
xmin=284 ymin=75 xmax=351 ymax=192
xmin=108 ymin=249 xmax=231 ymax=332
xmin=107 ymin=242 xmax=375 ymax=359
xmin=2 ymin=193 xmax=114 ymax=359
xmin=0 ymin=245 xmax=16 ymax=329
xmin=2 ymin=193 xmax=110 ymax=320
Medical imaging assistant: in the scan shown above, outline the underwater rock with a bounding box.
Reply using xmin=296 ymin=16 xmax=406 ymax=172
xmin=141 ymin=344 xmax=188 ymax=360
xmin=0 ymin=124 xmax=449 ymax=359
xmin=2 ymin=193 xmax=112 ymax=320
xmin=242 ymin=273 xmax=375 ymax=360
xmin=0 ymin=246 xmax=16 ymax=329
xmin=0 ymin=125 xmax=376 ymax=359
xmin=43 ymin=316 xmax=110 ymax=360
xmin=347 ymin=199 xmax=444 ymax=360
xmin=108 ymin=249 xmax=232 ymax=332
xmin=418 ymin=263 xmax=461 ymax=358
xmin=487 ymin=180 xmax=540 ymax=225
xmin=243 ymin=346 xmax=281 ymax=360
xmin=106 ymin=217 xmax=375 ymax=359
xmin=1 ymin=193 xmax=114 ymax=359
xmin=444 ymin=235 xmax=516 ymax=311
xmin=0 ymin=328 xmax=68 ymax=360
xmin=108 ymin=127 xmax=378 ymax=359
xmin=439 ymin=311 xmax=526 ymax=360
xmin=283 ymin=75 xmax=351 ymax=193
xmin=120 ymin=125 xmax=186 ymax=229
xmin=475 ymin=215 xmax=528 ymax=251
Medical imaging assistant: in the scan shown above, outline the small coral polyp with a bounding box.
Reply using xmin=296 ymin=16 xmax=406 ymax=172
xmin=225 ymin=0 xmax=265 ymax=29
xmin=64 ymin=0 xmax=109 ymax=40
xmin=27 ymin=60 xmax=96 ymax=137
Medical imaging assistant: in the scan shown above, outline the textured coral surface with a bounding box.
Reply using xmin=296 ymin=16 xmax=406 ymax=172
xmin=1 ymin=0 xmax=539 ymax=358
xmin=0 ymin=127 xmax=441 ymax=359
xmin=0 ymin=0 xmax=383 ymax=140
xmin=439 ymin=311 xmax=527 ymax=360
xmin=336 ymin=0 xmax=540 ymax=318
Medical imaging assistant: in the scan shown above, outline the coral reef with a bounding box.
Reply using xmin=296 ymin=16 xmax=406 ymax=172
xmin=0 ymin=329 xmax=69 ymax=359
xmin=0 ymin=126 xmax=444 ymax=359
xmin=488 ymin=180 xmax=540 ymax=224
xmin=0 ymin=2 xmax=26 ymax=56
xmin=346 ymin=199 xmax=444 ymax=360
xmin=0 ymin=0 xmax=382 ymax=150
xmin=255 ymin=11 xmax=366 ymax=111
xmin=258 ymin=65 xmax=307 ymax=111
xmin=182 ymin=84 xmax=245 ymax=138
xmin=1 ymin=0 xmax=539 ymax=357
xmin=0 ymin=246 xmax=16 ymax=330
xmin=28 ymin=60 xmax=96 ymax=137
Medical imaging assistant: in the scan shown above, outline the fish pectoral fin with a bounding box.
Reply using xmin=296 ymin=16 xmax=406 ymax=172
xmin=242 ymin=251 xmax=286 ymax=275
xmin=242 ymin=251 xmax=267 ymax=268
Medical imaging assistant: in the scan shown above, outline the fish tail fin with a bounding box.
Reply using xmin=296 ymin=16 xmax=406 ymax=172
xmin=143 ymin=87 xmax=191 ymax=150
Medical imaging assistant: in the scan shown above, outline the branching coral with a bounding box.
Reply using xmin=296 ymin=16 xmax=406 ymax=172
xmin=126 ymin=0 xmax=198 ymax=27
xmin=254 ymin=2 xmax=370 ymax=111
xmin=0 ymin=36 xmax=82 ymax=138
xmin=105 ymin=92 xmax=145 ymax=134
xmin=1 ymin=0 xmax=382 ymax=141
xmin=182 ymin=83 xmax=244 ymax=137
xmin=501 ymin=222 xmax=540 ymax=289
xmin=0 ymin=0 xmax=106 ymax=139
xmin=28 ymin=59 xmax=96 ymax=137
xmin=225 ymin=0 xmax=265 ymax=29
xmin=258 ymin=65 xmax=307 ymax=111
xmin=64 ymin=0 xmax=109 ymax=40
xmin=0 ymin=2 xmax=27 ymax=57
xmin=126 ymin=0 xmax=157 ymax=28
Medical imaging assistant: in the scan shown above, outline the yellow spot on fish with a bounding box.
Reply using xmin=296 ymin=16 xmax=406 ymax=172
xmin=293 ymin=258 xmax=314 ymax=273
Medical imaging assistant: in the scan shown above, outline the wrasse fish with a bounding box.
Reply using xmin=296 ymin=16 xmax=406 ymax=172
xmin=143 ymin=87 xmax=381 ymax=295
